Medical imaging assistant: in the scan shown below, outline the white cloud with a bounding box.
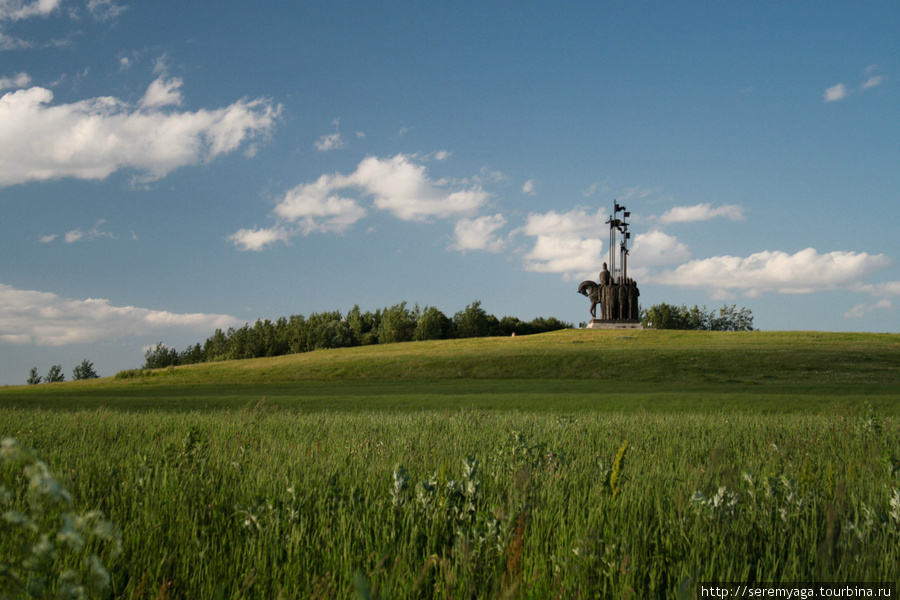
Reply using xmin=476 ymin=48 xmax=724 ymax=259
xmin=227 ymin=225 xmax=292 ymax=252
xmin=518 ymin=207 xmax=609 ymax=279
xmin=140 ymin=76 xmax=183 ymax=108
xmin=582 ymin=182 xmax=601 ymax=198
xmin=0 ymin=31 xmax=30 ymax=49
xmin=434 ymin=150 xmax=451 ymax=161
xmin=39 ymin=219 xmax=121 ymax=244
xmin=0 ymin=82 xmax=281 ymax=187
xmin=523 ymin=236 xmax=605 ymax=278
xmin=852 ymin=281 xmax=900 ymax=298
xmin=232 ymin=154 xmax=490 ymax=250
xmin=351 ymin=154 xmax=489 ymax=221
xmin=315 ymin=131 xmax=344 ymax=152
xmin=630 ymin=230 xmax=691 ymax=267
xmin=62 ymin=219 xmax=115 ymax=243
xmin=844 ymin=299 xmax=891 ymax=319
xmin=86 ymin=0 xmax=125 ymax=20
xmin=451 ymin=214 xmax=507 ymax=253
xmin=659 ymin=203 xmax=745 ymax=224
xmin=520 ymin=207 xmax=608 ymax=238
xmin=0 ymin=0 xmax=61 ymax=21
xmin=0 ymin=283 xmax=240 ymax=346
xmin=271 ymin=172 xmax=367 ymax=234
xmin=824 ymin=83 xmax=849 ymax=102
xmin=653 ymin=248 xmax=890 ymax=296
xmin=862 ymin=75 xmax=884 ymax=90
xmin=0 ymin=71 xmax=30 ymax=90
xmin=522 ymin=179 xmax=536 ymax=195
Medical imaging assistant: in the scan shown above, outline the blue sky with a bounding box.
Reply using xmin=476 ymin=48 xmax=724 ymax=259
xmin=1 ymin=1 xmax=898 ymax=385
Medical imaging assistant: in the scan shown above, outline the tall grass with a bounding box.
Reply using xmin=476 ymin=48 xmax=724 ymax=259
xmin=2 ymin=405 xmax=898 ymax=598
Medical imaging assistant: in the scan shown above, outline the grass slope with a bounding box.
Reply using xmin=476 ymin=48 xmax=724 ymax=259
xmin=2 ymin=329 xmax=898 ymax=413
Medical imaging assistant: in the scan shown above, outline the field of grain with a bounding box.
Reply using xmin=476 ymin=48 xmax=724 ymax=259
xmin=1 ymin=330 xmax=898 ymax=598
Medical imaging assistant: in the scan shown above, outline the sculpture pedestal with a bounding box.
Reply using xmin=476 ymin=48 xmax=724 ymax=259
xmin=587 ymin=320 xmax=644 ymax=330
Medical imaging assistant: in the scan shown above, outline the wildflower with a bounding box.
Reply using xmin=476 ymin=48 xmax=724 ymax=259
xmin=56 ymin=515 xmax=86 ymax=551
xmin=889 ymin=489 xmax=900 ymax=526
xmin=390 ymin=464 xmax=410 ymax=507
xmin=26 ymin=460 xmax=74 ymax=507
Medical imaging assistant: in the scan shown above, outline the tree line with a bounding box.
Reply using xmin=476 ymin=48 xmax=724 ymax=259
xmin=641 ymin=303 xmax=754 ymax=331
xmin=143 ymin=301 xmax=573 ymax=369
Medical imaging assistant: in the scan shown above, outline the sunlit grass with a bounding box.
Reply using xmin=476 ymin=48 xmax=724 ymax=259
xmin=2 ymin=330 xmax=899 ymax=415
xmin=2 ymin=330 xmax=899 ymax=597
xmin=2 ymin=407 xmax=898 ymax=598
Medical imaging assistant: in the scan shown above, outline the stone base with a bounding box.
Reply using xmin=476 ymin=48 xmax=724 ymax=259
xmin=587 ymin=319 xmax=644 ymax=330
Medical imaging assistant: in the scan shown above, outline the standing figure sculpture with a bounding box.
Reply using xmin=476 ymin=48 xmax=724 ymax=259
xmin=576 ymin=201 xmax=642 ymax=325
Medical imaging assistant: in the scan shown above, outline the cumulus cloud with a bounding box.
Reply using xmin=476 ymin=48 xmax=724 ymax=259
xmin=231 ymin=154 xmax=489 ymax=250
xmin=658 ymin=203 xmax=745 ymax=224
xmin=824 ymin=83 xmax=849 ymax=102
xmin=271 ymin=173 xmax=367 ymax=234
xmin=139 ymin=76 xmax=183 ymax=108
xmin=0 ymin=283 xmax=240 ymax=346
xmin=630 ymin=230 xmax=691 ymax=267
xmin=0 ymin=80 xmax=281 ymax=187
xmin=0 ymin=71 xmax=30 ymax=90
xmin=653 ymin=248 xmax=890 ymax=297
xmin=451 ymin=214 xmax=507 ymax=253
xmin=0 ymin=0 xmax=62 ymax=21
xmin=517 ymin=207 xmax=609 ymax=279
xmin=353 ymin=155 xmax=489 ymax=221
xmin=523 ymin=236 xmax=605 ymax=277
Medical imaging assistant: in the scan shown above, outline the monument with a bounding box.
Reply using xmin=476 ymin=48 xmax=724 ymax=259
xmin=577 ymin=201 xmax=643 ymax=329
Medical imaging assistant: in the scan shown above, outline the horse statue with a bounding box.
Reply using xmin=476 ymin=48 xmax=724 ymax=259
xmin=577 ymin=280 xmax=601 ymax=318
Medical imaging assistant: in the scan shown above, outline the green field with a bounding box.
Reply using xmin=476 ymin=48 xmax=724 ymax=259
xmin=1 ymin=330 xmax=899 ymax=598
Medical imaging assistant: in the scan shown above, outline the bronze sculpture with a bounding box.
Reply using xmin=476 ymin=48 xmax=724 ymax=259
xmin=577 ymin=202 xmax=642 ymax=325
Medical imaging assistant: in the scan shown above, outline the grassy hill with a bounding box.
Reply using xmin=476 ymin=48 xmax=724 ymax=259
xmin=3 ymin=329 xmax=898 ymax=413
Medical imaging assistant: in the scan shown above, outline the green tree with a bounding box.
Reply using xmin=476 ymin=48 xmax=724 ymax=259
xmin=179 ymin=343 xmax=203 ymax=365
xmin=202 ymin=328 xmax=229 ymax=361
xmin=347 ymin=305 xmax=380 ymax=346
xmin=415 ymin=306 xmax=452 ymax=340
xmin=45 ymin=364 xmax=65 ymax=383
xmin=453 ymin=301 xmax=494 ymax=338
xmin=527 ymin=316 xmax=573 ymax=334
xmin=378 ymin=302 xmax=416 ymax=344
xmin=72 ymin=359 xmax=99 ymax=380
xmin=285 ymin=314 xmax=309 ymax=354
xmin=144 ymin=342 xmax=180 ymax=369
xmin=711 ymin=304 xmax=754 ymax=331
xmin=306 ymin=311 xmax=353 ymax=350
xmin=497 ymin=315 xmax=526 ymax=336
xmin=642 ymin=303 xmax=753 ymax=331
xmin=26 ymin=367 xmax=42 ymax=385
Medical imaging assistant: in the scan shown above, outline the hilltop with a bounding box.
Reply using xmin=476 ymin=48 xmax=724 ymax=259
xmin=2 ymin=329 xmax=897 ymax=414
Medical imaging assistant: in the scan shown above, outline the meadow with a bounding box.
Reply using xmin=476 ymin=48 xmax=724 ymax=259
xmin=1 ymin=330 xmax=898 ymax=599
